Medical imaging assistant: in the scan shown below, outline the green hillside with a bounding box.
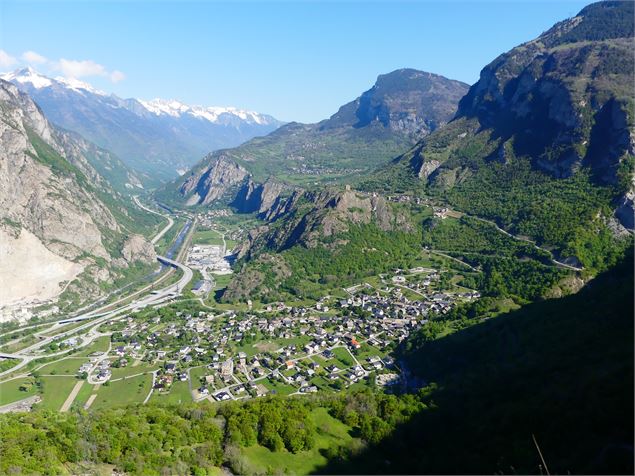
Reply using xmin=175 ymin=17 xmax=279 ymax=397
xmin=319 ymin=251 xmax=634 ymax=474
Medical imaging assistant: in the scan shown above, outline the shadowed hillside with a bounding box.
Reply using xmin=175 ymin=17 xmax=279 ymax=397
xmin=317 ymin=250 xmax=634 ymax=474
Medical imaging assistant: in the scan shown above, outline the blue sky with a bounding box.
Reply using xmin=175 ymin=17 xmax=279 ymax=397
xmin=0 ymin=0 xmax=592 ymax=122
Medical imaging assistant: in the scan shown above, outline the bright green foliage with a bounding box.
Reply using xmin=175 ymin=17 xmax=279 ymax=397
xmin=220 ymin=398 xmax=316 ymax=454
xmin=441 ymin=158 xmax=630 ymax=272
xmin=225 ymin=223 xmax=422 ymax=303
xmin=0 ymin=404 xmax=224 ymax=475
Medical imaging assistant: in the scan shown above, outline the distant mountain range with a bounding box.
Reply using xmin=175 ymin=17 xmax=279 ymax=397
xmin=1 ymin=67 xmax=283 ymax=183
xmin=167 ymin=68 xmax=469 ymax=207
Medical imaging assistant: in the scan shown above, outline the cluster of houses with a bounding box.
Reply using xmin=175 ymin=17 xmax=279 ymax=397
xmin=433 ymin=207 xmax=450 ymax=219
xmin=92 ymin=264 xmax=481 ymax=401
xmin=198 ymin=210 xmax=231 ymax=228
xmin=385 ymin=194 xmax=426 ymax=205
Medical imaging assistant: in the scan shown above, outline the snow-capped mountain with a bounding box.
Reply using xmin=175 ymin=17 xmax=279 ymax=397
xmin=138 ymin=98 xmax=277 ymax=126
xmin=2 ymin=67 xmax=107 ymax=95
xmin=1 ymin=67 xmax=283 ymax=183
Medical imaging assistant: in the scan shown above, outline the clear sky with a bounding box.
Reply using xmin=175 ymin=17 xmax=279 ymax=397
xmin=0 ymin=0 xmax=592 ymax=122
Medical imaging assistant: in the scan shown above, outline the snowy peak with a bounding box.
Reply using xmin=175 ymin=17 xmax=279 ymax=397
xmin=1 ymin=67 xmax=283 ymax=180
xmin=1 ymin=67 xmax=53 ymax=89
xmin=0 ymin=67 xmax=281 ymax=127
xmin=54 ymin=76 xmax=106 ymax=96
xmin=0 ymin=67 xmax=106 ymax=96
xmin=138 ymin=98 xmax=277 ymax=125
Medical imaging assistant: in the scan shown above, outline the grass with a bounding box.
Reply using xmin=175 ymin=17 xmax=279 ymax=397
xmin=192 ymin=228 xmax=224 ymax=246
xmin=109 ymin=363 xmax=158 ymax=380
xmin=231 ymin=342 xmax=261 ymax=359
xmin=331 ymin=347 xmax=355 ymax=368
xmin=0 ymin=359 xmax=19 ymax=373
xmin=38 ymin=376 xmax=81 ymax=411
xmin=39 ymin=321 xmax=86 ymax=337
xmin=0 ymin=377 xmax=38 ymax=406
xmin=0 ymin=335 xmax=40 ymax=353
xmin=310 ymin=376 xmax=334 ymax=391
xmin=354 ymin=344 xmax=386 ymax=362
xmin=260 ymin=378 xmax=297 ymax=396
xmin=240 ymin=407 xmax=356 ymax=475
xmin=71 ymin=381 xmax=96 ymax=410
xmin=37 ymin=358 xmax=89 ymax=376
xmin=150 ymin=380 xmax=192 ymax=404
xmin=189 ymin=366 xmax=209 ymax=387
xmin=73 ymin=336 xmax=111 ymax=357
xmin=90 ymin=373 xmax=152 ymax=410
xmin=212 ymin=273 xmax=233 ymax=290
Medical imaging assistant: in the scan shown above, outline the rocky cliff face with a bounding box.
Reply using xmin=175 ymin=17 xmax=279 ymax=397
xmin=0 ymin=79 xmax=155 ymax=309
xmin=458 ymin=1 xmax=633 ymax=181
xmin=165 ymin=68 xmax=469 ymax=209
xmin=235 ymin=188 xmax=412 ymax=261
xmin=326 ymin=69 xmax=468 ymax=138
xmin=175 ymin=153 xmax=297 ymax=217
xmin=404 ymin=1 xmax=634 ymax=230
xmin=225 ymin=188 xmax=413 ymax=302
xmin=178 ymin=155 xmax=250 ymax=206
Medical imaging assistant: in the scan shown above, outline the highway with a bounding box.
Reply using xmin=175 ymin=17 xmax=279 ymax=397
xmin=0 ymin=197 xmax=195 ymax=379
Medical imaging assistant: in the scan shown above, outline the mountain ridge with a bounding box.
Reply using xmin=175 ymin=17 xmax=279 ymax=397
xmin=359 ymin=0 xmax=634 ymax=271
xmin=163 ymin=68 xmax=469 ymax=209
xmin=0 ymin=78 xmax=159 ymax=311
xmin=1 ymin=67 xmax=284 ymax=182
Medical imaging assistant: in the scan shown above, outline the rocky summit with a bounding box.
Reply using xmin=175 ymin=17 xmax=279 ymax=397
xmin=164 ymin=68 xmax=469 ymax=210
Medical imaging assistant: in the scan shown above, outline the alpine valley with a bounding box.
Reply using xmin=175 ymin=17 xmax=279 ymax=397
xmin=0 ymin=2 xmax=632 ymax=476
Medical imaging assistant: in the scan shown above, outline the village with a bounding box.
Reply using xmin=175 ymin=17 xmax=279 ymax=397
xmin=0 ymin=209 xmax=481 ymax=413
xmin=76 ymin=262 xmax=479 ymax=404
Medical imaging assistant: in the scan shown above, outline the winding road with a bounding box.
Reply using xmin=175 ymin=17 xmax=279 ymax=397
xmin=133 ymin=195 xmax=175 ymax=245
xmin=464 ymin=214 xmax=584 ymax=271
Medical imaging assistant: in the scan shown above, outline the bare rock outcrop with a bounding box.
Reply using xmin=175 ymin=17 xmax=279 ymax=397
xmin=120 ymin=234 xmax=157 ymax=265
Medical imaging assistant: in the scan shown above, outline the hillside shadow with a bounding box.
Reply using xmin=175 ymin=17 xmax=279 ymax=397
xmin=314 ymin=255 xmax=634 ymax=474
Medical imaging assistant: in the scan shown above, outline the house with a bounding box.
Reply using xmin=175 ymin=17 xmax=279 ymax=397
xmin=322 ymin=349 xmax=334 ymax=359
xmin=255 ymin=384 xmax=269 ymax=397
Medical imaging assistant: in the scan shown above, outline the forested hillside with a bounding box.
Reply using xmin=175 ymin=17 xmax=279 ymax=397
xmin=362 ymin=0 xmax=634 ymax=272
